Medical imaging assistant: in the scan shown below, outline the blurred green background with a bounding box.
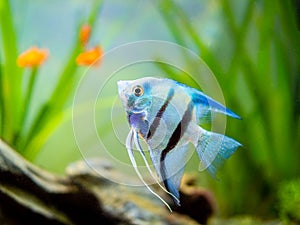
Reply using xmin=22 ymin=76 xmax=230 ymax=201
xmin=0 ymin=0 xmax=299 ymax=223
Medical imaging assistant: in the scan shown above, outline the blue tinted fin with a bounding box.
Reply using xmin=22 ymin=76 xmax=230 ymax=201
xmin=164 ymin=178 xmax=180 ymax=203
xmin=159 ymin=145 xmax=189 ymax=205
xmin=189 ymin=88 xmax=241 ymax=120
xmin=196 ymin=130 xmax=241 ymax=178
xmin=197 ymin=107 xmax=213 ymax=124
xmin=170 ymin=79 xmax=240 ymax=120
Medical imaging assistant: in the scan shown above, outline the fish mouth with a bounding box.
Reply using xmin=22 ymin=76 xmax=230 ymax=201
xmin=117 ymin=80 xmax=130 ymax=103
xmin=117 ymin=80 xmax=127 ymax=94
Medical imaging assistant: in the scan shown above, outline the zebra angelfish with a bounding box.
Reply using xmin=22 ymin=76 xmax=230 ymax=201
xmin=117 ymin=77 xmax=241 ymax=211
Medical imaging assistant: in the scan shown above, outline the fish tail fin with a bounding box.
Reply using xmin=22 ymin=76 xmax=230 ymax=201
xmin=195 ymin=129 xmax=241 ymax=178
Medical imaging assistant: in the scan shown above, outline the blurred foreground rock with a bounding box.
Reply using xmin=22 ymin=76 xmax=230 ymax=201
xmin=0 ymin=140 xmax=214 ymax=225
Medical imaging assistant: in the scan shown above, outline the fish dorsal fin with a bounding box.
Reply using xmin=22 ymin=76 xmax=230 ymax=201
xmin=183 ymin=86 xmax=241 ymax=120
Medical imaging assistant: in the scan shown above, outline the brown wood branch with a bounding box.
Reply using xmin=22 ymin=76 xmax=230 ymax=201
xmin=0 ymin=139 xmax=213 ymax=225
xmin=0 ymin=140 xmax=126 ymax=225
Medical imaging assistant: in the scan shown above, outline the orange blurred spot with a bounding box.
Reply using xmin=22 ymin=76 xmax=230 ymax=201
xmin=76 ymin=46 xmax=102 ymax=66
xmin=79 ymin=24 xmax=91 ymax=46
xmin=17 ymin=46 xmax=49 ymax=68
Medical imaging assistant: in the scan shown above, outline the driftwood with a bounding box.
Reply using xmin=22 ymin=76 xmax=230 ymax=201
xmin=0 ymin=139 xmax=214 ymax=225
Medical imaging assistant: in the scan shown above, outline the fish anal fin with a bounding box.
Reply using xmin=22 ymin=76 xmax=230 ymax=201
xmin=159 ymin=145 xmax=189 ymax=205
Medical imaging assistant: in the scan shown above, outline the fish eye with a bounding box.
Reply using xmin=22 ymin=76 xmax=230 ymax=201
xmin=132 ymin=85 xmax=144 ymax=97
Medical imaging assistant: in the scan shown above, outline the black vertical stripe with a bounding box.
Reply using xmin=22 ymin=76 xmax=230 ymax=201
xmin=161 ymin=101 xmax=193 ymax=160
xmin=160 ymin=101 xmax=194 ymax=195
xmin=146 ymin=88 xmax=175 ymax=140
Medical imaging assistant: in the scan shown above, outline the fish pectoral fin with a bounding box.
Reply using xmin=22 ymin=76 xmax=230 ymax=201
xmin=134 ymin=132 xmax=173 ymax=196
xmin=195 ymin=128 xmax=242 ymax=178
xmin=159 ymin=145 xmax=189 ymax=205
xmin=126 ymin=129 xmax=173 ymax=212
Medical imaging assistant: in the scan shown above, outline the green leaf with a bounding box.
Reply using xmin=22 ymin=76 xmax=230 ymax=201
xmin=0 ymin=0 xmax=22 ymax=142
xmin=22 ymin=0 xmax=104 ymax=158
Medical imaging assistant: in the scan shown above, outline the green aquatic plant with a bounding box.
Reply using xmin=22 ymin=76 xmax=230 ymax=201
xmin=157 ymin=0 xmax=300 ymax=217
xmin=0 ymin=0 xmax=104 ymax=159
xmin=278 ymin=179 xmax=300 ymax=223
xmin=0 ymin=0 xmax=299 ymax=220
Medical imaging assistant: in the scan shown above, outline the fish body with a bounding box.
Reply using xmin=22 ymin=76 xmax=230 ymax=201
xmin=117 ymin=77 xmax=241 ymax=209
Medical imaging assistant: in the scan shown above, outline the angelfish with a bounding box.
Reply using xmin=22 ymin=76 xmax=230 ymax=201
xmin=117 ymin=77 xmax=241 ymax=211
